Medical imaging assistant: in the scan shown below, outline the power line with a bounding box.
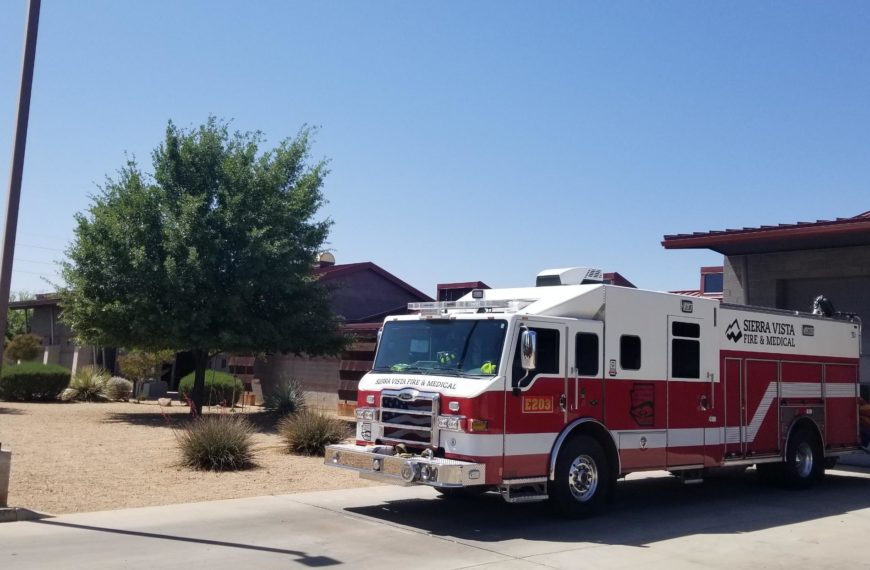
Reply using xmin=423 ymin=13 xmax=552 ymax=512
xmin=14 ymin=258 xmax=58 ymax=265
xmin=11 ymin=269 xmax=58 ymax=276
xmin=15 ymin=243 xmax=64 ymax=252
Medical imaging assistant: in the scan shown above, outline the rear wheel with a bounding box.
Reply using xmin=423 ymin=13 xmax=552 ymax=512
xmin=782 ymin=427 xmax=824 ymax=489
xmin=549 ymin=435 xmax=610 ymax=518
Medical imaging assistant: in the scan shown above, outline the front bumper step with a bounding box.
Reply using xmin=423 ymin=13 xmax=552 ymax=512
xmin=325 ymin=444 xmax=486 ymax=487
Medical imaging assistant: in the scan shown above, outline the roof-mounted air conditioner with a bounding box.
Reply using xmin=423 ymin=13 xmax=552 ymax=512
xmin=536 ymin=267 xmax=603 ymax=287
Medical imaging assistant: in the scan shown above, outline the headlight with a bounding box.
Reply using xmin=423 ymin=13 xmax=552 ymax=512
xmin=437 ymin=415 xmax=465 ymax=431
xmin=420 ymin=464 xmax=438 ymax=482
xmin=355 ymin=408 xmax=376 ymax=421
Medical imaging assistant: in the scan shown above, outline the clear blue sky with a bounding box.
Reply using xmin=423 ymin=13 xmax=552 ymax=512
xmin=1 ymin=1 xmax=868 ymax=297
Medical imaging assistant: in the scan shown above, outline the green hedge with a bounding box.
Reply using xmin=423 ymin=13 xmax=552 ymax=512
xmin=0 ymin=362 xmax=70 ymax=401
xmin=178 ymin=370 xmax=244 ymax=406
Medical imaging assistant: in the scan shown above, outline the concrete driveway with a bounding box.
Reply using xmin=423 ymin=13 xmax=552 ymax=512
xmin=3 ymin=467 xmax=870 ymax=569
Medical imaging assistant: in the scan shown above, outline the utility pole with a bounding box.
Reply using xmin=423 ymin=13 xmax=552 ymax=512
xmin=0 ymin=0 xmax=42 ymax=373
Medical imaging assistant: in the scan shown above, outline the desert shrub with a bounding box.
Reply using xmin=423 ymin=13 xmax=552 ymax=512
xmin=278 ymin=410 xmax=349 ymax=456
xmin=178 ymin=371 xmax=243 ymax=407
xmin=5 ymin=333 xmax=43 ymax=362
xmin=105 ymin=376 xmax=133 ymax=401
xmin=62 ymin=366 xmax=110 ymax=402
xmin=0 ymin=362 xmax=69 ymax=401
xmin=177 ymin=415 xmax=256 ymax=471
xmin=264 ymin=376 xmax=306 ymax=415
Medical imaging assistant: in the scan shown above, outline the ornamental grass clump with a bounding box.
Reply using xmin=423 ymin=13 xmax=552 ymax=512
xmin=61 ymin=366 xmax=110 ymax=402
xmin=178 ymin=415 xmax=256 ymax=471
xmin=278 ymin=410 xmax=349 ymax=456
xmin=264 ymin=376 xmax=306 ymax=415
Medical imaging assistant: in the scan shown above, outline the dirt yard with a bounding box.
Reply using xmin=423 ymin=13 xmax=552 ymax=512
xmin=0 ymin=401 xmax=378 ymax=515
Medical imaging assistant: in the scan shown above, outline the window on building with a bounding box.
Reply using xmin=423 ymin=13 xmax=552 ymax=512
xmin=620 ymin=335 xmax=641 ymax=370
xmin=671 ymin=321 xmax=700 ymax=379
xmin=703 ymin=273 xmax=723 ymax=294
xmin=575 ymin=333 xmax=599 ymax=376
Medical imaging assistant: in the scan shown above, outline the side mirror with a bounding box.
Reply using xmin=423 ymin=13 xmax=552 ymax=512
xmin=512 ymin=328 xmax=538 ymax=396
xmin=521 ymin=329 xmax=537 ymax=371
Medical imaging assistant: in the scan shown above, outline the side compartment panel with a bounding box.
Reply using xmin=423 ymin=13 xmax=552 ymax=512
xmin=825 ymin=363 xmax=859 ymax=448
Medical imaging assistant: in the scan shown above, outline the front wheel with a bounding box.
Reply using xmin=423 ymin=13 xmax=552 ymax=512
xmin=548 ymin=435 xmax=610 ymax=518
xmin=782 ymin=427 xmax=824 ymax=489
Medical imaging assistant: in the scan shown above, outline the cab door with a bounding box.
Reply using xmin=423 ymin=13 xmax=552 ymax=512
xmin=503 ymin=319 xmax=566 ymax=479
xmin=567 ymin=320 xmax=604 ymax=424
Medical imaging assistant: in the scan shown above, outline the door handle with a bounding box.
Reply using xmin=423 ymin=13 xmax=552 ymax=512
xmin=559 ymin=393 xmax=567 ymax=411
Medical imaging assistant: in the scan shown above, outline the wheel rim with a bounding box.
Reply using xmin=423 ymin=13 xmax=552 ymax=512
xmin=795 ymin=441 xmax=814 ymax=478
xmin=568 ymin=454 xmax=599 ymax=502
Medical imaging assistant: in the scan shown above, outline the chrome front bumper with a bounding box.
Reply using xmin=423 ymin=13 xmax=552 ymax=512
xmin=324 ymin=444 xmax=486 ymax=487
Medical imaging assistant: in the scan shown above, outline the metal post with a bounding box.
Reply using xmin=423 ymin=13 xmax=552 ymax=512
xmin=0 ymin=0 xmax=42 ymax=374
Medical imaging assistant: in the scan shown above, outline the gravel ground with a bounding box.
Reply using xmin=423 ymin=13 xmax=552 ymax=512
xmin=0 ymin=400 xmax=378 ymax=515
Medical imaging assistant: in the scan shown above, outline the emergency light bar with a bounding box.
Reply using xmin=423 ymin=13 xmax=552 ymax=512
xmin=408 ymin=300 xmax=514 ymax=311
xmin=408 ymin=299 xmax=533 ymax=314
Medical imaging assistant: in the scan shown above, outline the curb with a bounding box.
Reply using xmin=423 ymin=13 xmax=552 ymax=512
xmin=0 ymin=507 xmax=51 ymax=523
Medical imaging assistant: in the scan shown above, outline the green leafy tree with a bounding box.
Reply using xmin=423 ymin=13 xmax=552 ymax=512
xmin=117 ymin=348 xmax=176 ymax=393
xmin=61 ymin=117 xmax=347 ymax=414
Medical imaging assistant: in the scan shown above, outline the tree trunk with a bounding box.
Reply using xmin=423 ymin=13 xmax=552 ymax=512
xmin=191 ymin=348 xmax=208 ymax=416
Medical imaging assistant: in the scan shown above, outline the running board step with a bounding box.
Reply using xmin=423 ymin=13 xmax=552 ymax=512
xmin=499 ymin=478 xmax=548 ymax=503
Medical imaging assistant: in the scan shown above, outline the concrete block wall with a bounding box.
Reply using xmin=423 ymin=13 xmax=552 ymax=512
xmin=724 ymin=244 xmax=870 ymax=382
xmin=254 ymin=354 xmax=341 ymax=411
xmin=724 ymin=245 xmax=870 ymax=306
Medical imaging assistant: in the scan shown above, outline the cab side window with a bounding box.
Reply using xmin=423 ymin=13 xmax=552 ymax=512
xmin=575 ymin=333 xmax=599 ymax=376
xmin=512 ymin=327 xmax=561 ymax=384
xmin=535 ymin=329 xmax=560 ymax=374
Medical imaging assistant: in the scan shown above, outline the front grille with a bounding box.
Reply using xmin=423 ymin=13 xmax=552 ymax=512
xmin=379 ymin=388 xmax=439 ymax=447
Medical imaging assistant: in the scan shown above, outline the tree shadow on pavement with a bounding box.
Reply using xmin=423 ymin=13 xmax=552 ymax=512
xmin=345 ymin=469 xmax=870 ymax=547
xmin=0 ymin=407 xmax=26 ymax=415
xmin=101 ymin=408 xmax=281 ymax=434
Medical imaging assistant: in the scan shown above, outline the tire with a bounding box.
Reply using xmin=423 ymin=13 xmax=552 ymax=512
xmin=782 ymin=427 xmax=824 ymax=489
xmin=435 ymin=486 xmax=489 ymax=499
xmin=548 ymin=435 xmax=610 ymax=518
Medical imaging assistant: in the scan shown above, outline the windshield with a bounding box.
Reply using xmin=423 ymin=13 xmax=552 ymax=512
xmin=373 ymin=319 xmax=508 ymax=377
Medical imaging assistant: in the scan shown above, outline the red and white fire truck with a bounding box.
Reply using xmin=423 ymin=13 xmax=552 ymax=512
xmin=325 ymin=267 xmax=863 ymax=516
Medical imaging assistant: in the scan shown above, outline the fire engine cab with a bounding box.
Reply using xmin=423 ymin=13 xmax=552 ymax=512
xmin=325 ymin=267 xmax=863 ymax=516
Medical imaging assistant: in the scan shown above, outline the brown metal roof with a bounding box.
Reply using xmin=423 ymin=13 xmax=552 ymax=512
xmin=314 ymin=261 xmax=432 ymax=302
xmin=668 ymin=289 xmax=724 ymax=300
xmin=662 ymin=211 xmax=870 ymax=255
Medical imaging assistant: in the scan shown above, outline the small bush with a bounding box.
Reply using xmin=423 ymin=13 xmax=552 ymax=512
xmin=62 ymin=366 xmax=110 ymax=402
xmin=177 ymin=415 xmax=256 ymax=471
xmin=278 ymin=410 xmax=349 ymax=456
xmin=264 ymin=376 xmax=306 ymax=415
xmin=0 ymin=362 xmax=70 ymax=401
xmin=105 ymin=376 xmax=134 ymax=401
xmin=5 ymin=333 xmax=43 ymax=362
xmin=178 ymin=371 xmax=243 ymax=407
